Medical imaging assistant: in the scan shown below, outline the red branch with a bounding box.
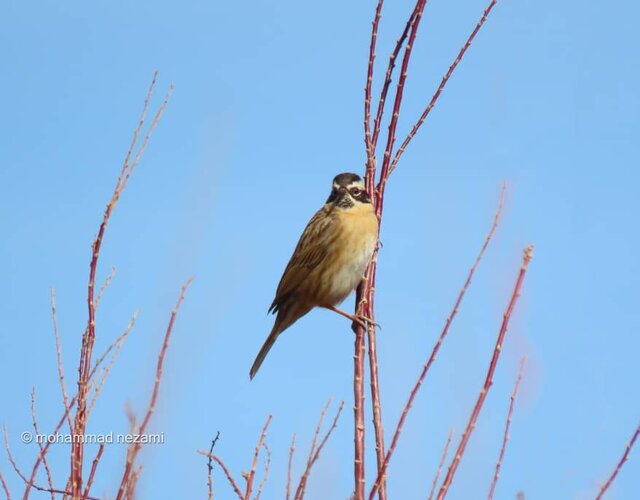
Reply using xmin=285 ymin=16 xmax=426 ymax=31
xmin=428 ymin=429 xmax=454 ymax=500
xmin=488 ymin=356 xmax=527 ymax=499
xmin=197 ymin=451 xmax=243 ymax=500
xmin=364 ymin=0 xmax=384 ymax=164
xmin=0 ymin=472 xmax=10 ymax=500
xmin=352 ymin=307 xmax=367 ymax=500
xmin=361 ymin=0 xmax=502 ymax=497
xmin=375 ymin=0 xmax=428 ymax=211
xmin=3 ymin=427 xmax=99 ymax=500
xmin=206 ymin=432 xmax=220 ymax=500
xmin=244 ymin=415 xmax=272 ymax=500
xmin=369 ymin=186 xmax=505 ymax=499
xmin=23 ymin=325 xmax=133 ymax=498
xmin=595 ymin=422 xmax=640 ymax=500
xmin=371 ymin=5 xmax=420 ymax=150
xmin=29 ymin=389 xmax=54 ymax=500
xmin=50 ymin=289 xmax=73 ymax=433
xmin=255 ymin=443 xmax=271 ymax=500
xmin=437 ymin=245 xmax=534 ymax=499
xmin=71 ymin=71 xmax=172 ymax=497
xmin=389 ymin=0 xmax=499 ymax=175
xmin=115 ymin=277 xmax=194 ymax=499
xmin=286 ymin=433 xmax=296 ymax=500
xmin=82 ymin=444 xmax=104 ymax=500
xmin=294 ymin=400 xmax=345 ymax=500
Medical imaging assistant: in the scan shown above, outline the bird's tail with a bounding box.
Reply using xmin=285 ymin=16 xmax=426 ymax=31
xmin=250 ymin=300 xmax=312 ymax=380
xmin=249 ymin=325 xmax=280 ymax=380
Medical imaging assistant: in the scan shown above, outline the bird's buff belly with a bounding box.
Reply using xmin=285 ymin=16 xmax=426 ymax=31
xmin=312 ymin=230 xmax=376 ymax=306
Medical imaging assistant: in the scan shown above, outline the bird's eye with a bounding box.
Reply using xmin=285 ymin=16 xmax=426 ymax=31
xmin=350 ymin=188 xmax=361 ymax=196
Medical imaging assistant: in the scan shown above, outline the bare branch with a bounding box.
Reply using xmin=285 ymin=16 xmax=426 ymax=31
xmin=3 ymin=426 xmax=100 ymax=500
xmin=255 ymin=442 xmax=271 ymax=500
xmin=197 ymin=450 xmax=243 ymax=500
xmin=50 ymin=288 xmax=73 ymax=432
xmin=95 ymin=266 xmax=117 ymax=311
xmin=428 ymin=429 xmax=454 ymax=500
xmin=245 ymin=415 xmax=272 ymax=500
xmin=115 ymin=277 xmax=194 ymax=500
xmin=82 ymin=444 xmax=105 ymax=500
xmin=488 ymin=356 xmax=527 ymax=499
xmin=295 ymin=401 xmax=345 ymax=500
xmin=389 ymin=0 xmax=499 ymax=175
xmin=206 ymin=432 xmax=220 ymax=500
xmin=371 ymin=4 xmax=420 ymax=150
xmin=364 ymin=0 xmax=385 ymax=169
xmin=286 ymin=433 xmax=296 ymax=500
xmin=87 ymin=310 xmax=139 ymax=417
xmin=369 ymin=185 xmax=506 ymax=499
xmin=30 ymin=389 xmax=55 ymax=500
xmin=71 ymin=71 xmax=172 ymax=497
xmin=24 ymin=314 xmax=134 ymax=497
xmin=0 ymin=472 xmax=10 ymax=500
xmin=437 ymin=245 xmax=534 ymax=499
xmin=595 ymin=422 xmax=640 ymax=500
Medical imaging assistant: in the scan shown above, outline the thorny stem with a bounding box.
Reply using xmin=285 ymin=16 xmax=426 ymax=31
xmin=71 ymin=71 xmax=172 ymax=498
xmin=115 ymin=277 xmax=194 ymax=500
xmin=369 ymin=185 xmax=505 ymax=499
xmin=488 ymin=357 xmax=527 ymax=500
xmin=595 ymin=422 xmax=640 ymax=500
xmin=427 ymin=429 xmax=454 ymax=500
xmin=389 ymin=0 xmax=499 ymax=175
xmin=437 ymin=245 xmax=534 ymax=499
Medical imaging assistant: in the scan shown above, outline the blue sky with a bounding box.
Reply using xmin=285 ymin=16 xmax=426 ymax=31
xmin=1 ymin=0 xmax=639 ymax=499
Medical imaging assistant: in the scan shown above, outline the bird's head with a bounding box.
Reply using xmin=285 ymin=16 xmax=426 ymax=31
xmin=326 ymin=172 xmax=371 ymax=209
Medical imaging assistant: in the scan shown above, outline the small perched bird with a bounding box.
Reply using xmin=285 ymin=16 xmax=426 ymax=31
xmin=249 ymin=172 xmax=379 ymax=379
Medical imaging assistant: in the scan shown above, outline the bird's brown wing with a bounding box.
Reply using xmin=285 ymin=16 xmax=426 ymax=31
xmin=269 ymin=206 xmax=335 ymax=313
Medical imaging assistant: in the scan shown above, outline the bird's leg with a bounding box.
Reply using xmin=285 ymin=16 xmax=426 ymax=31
xmin=323 ymin=305 xmax=380 ymax=330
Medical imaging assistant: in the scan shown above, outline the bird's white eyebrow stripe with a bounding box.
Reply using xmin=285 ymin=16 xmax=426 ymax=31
xmin=333 ymin=181 xmax=365 ymax=190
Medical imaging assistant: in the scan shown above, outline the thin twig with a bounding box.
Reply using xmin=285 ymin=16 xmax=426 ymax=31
xmin=488 ymin=357 xmax=527 ymax=499
xmin=362 ymin=3 xmax=429 ymax=497
xmin=364 ymin=0 xmax=385 ymax=167
xmin=95 ymin=266 xmax=117 ymax=311
xmin=50 ymin=289 xmax=73 ymax=433
xmin=352 ymin=305 xmax=366 ymax=500
xmin=244 ymin=415 xmax=272 ymax=500
xmin=3 ymin=427 xmax=100 ymax=500
xmin=371 ymin=4 xmax=420 ymax=150
xmin=29 ymin=389 xmax=55 ymax=500
xmin=294 ymin=401 xmax=345 ymax=500
xmin=87 ymin=310 xmax=139 ymax=417
xmin=126 ymin=464 xmax=143 ymax=500
xmin=428 ymin=429 xmax=454 ymax=500
xmin=437 ymin=245 xmax=534 ymax=499
xmin=389 ymin=0 xmax=499 ymax=175
xmin=488 ymin=356 xmax=527 ymax=500
xmin=71 ymin=71 xmax=172 ymax=498
xmin=82 ymin=444 xmax=104 ymax=500
xmin=24 ymin=328 xmax=133 ymax=498
xmin=207 ymin=432 xmax=220 ymax=500
xmin=197 ymin=451 xmax=243 ymax=500
xmin=307 ymin=399 xmax=332 ymax=474
xmin=255 ymin=443 xmax=271 ymax=500
xmin=115 ymin=277 xmax=194 ymax=500
xmin=0 ymin=472 xmax=10 ymax=500
xmin=286 ymin=433 xmax=296 ymax=500
xmin=595 ymin=422 xmax=640 ymax=500
xmin=375 ymin=0 xmax=428 ymax=213
xmin=369 ymin=186 xmax=506 ymax=499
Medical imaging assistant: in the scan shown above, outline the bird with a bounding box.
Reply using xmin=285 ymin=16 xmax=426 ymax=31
xmin=249 ymin=172 xmax=379 ymax=379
